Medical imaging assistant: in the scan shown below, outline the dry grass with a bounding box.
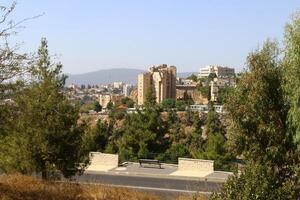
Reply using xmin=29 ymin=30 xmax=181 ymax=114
xmin=0 ymin=174 xmax=207 ymax=200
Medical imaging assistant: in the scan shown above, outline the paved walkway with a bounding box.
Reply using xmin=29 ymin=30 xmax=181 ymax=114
xmin=85 ymin=162 xmax=232 ymax=182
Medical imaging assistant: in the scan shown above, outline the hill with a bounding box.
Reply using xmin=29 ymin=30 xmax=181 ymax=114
xmin=65 ymin=68 xmax=196 ymax=86
xmin=65 ymin=68 xmax=145 ymax=85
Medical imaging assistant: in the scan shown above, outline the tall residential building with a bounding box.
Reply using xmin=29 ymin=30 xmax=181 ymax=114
xmin=198 ymin=65 xmax=235 ymax=78
xmin=138 ymin=64 xmax=176 ymax=105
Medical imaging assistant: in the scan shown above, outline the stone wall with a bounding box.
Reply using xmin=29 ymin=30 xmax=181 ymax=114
xmin=178 ymin=158 xmax=214 ymax=173
xmin=86 ymin=152 xmax=119 ymax=172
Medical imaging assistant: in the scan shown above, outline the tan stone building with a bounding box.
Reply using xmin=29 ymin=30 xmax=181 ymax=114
xmin=99 ymin=94 xmax=123 ymax=108
xmin=176 ymin=85 xmax=208 ymax=105
xmin=138 ymin=64 xmax=176 ymax=105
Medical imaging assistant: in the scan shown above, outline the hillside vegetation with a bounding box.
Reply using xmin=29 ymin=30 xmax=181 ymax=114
xmin=0 ymin=174 xmax=206 ymax=200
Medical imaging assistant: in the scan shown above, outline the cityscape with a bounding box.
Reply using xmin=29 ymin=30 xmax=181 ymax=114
xmin=0 ymin=1 xmax=299 ymax=200
xmin=66 ymin=64 xmax=235 ymax=115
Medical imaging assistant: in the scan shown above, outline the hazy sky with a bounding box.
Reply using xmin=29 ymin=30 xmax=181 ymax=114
xmin=5 ymin=0 xmax=300 ymax=74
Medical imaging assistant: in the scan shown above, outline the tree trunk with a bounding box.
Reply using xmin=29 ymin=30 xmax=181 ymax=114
xmin=41 ymin=170 xmax=48 ymax=180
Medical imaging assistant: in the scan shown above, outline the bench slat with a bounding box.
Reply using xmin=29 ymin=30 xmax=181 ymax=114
xmin=139 ymin=159 xmax=161 ymax=168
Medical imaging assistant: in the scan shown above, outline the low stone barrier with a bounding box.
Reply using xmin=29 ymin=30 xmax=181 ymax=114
xmin=171 ymin=158 xmax=214 ymax=177
xmin=86 ymin=152 xmax=119 ymax=172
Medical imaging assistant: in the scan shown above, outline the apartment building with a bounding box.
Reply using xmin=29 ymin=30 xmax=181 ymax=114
xmin=198 ymin=65 xmax=235 ymax=78
xmin=138 ymin=64 xmax=176 ymax=105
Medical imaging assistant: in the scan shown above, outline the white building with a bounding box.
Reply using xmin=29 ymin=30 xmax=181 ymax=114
xmin=113 ymin=82 xmax=124 ymax=89
xmin=198 ymin=65 xmax=235 ymax=78
xmin=123 ymin=84 xmax=133 ymax=97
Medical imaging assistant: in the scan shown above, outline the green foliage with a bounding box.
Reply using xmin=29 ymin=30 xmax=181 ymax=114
xmin=0 ymin=3 xmax=29 ymax=140
xmin=106 ymin=101 xmax=114 ymax=110
xmin=79 ymin=101 xmax=94 ymax=113
xmin=198 ymin=85 xmax=210 ymax=99
xmin=167 ymin=109 xmax=178 ymax=124
xmin=184 ymin=107 xmax=193 ymax=126
xmin=192 ymin=112 xmax=202 ymax=134
xmin=117 ymin=105 xmax=169 ymax=161
xmin=145 ymin=86 xmax=156 ymax=106
xmin=161 ymin=98 xmax=176 ymax=109
xmin=168 ymin=121 xmax=185 ymax=144
xmin=195 ymin=110 xmax=233 ymax=171
xmin=210 ymin=162 xmax=298 ymax=200
xmin=0 ymin=38 xmax=89 ymax=179
xmin=203 ymin=110 xmax=223 ymax=137
xmin=121 ymin=97 xmax=134 ymax=108
xmin=176 ymin=99 xmax=187 ymax=111
xmin=165 ymin=144 xmax=190 ymax=163
xmin=109 ymin=109 xmax=126 ymax=120
xmin=284 ymin=14 xmax=300 ymax=143
xmin=187 ymin=113 xmax=205 ymax=156
xmin=93 ymin=101 xmax=102 ymax=112
xmin=217 ymin=86 xmax=233 ymax=104
xmin=213 ymin=41 xmax=299 ymax=199
xmin=225 ymin=41 xmax=296 ymax=165
xmin=208 ymin=72 xmax=217 ymax=82
xmin=186 ymin=74 xmax=198 ymax=82
xmin=85 ymin=120 xmax=112 ymax=152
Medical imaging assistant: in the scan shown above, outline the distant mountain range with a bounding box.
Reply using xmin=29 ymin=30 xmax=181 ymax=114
xmin=65 ymin=68 xmax=196 ymax=85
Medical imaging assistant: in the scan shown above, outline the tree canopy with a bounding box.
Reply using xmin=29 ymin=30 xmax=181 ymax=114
xmin=212 ymin=40 xmax=299 ymax=199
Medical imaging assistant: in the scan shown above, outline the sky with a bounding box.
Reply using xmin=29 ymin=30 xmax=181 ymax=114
xmin=4 ymin=0 xmax=300 ymax=74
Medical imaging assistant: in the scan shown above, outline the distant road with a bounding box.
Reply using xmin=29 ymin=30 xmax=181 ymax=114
xmin=74 ymin=173 xmax=223 ymax=196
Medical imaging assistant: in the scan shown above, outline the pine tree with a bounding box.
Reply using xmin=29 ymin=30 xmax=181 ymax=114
xmin=14 ymin=38 xmax=88 ymax=179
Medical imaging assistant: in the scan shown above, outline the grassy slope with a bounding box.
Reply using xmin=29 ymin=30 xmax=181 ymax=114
xmin=0 ymin=174 xmax=207 ymax=200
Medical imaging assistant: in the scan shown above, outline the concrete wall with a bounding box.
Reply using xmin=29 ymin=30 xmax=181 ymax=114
xmin=90 ymin=152 xmax=118 ymax=166
xmin=87 ymin=152 xmax=119 ymax=172
xmin=178 ymin=158 xmax=214 ymax=173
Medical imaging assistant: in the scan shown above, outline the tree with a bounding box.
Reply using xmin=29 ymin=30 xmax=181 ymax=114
xmin=186 ymin=74 xmax=198 ymax=82
xmin=165 ymin=144 xmax=189 ymax=163
xmin=187 ymin=113 xmax=205 ymax=157
xmin=106 ymin=101 xmax=114 ymax=110
xmin=284 ymin=13 xmax=300 ymax=143
xmin=184 ymin=106 xmax=193 ymax=126
xmin=213 ymin=41 xmax=299 ymax=199
xmin=93 ymin=101 xmax=102 ymax=112
xmin=144 ymin=86 xmax=156 ymax=106
xmin=161 ymin=98 xmax=176 ymax=109
xmin=0 ymin=2 xmax=32 ymax=138
xmin=176 ymin=99 xmax=187 ymax=111
xmin=167 ymin=108 xmax=178 ymax=124
xmin=217 ymin=86 xmax=234 ymax=104
xmin=196 ymin=110 xmax=233 ymax=170
xmin=198 ymin=85 xmax=210 ymax=100
xmin=0 ymin=2 xmax=43 ymax=175
xmin=117 ymin=105 xmax=169 ymax=161
xmin=86 ymin=120 xmax=112 ymax=152
xmin=207 ymin=72 xmax=217 ymax=82
xmin=203 ymin=109 xmax=223 ymax=138
xmin=192 ymin=112 xmax=202 ymax=135
xmin=210 ymin=162 xmax=297 ymax=200
xmin=121 ymin=97 xmax=134 ymax=108
xmin=12 ymin=38 xmax=88 ymax=179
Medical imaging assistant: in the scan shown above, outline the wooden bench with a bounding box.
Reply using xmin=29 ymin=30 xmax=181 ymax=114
xmin=139 ymin=159 xmax=162 ymax=169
